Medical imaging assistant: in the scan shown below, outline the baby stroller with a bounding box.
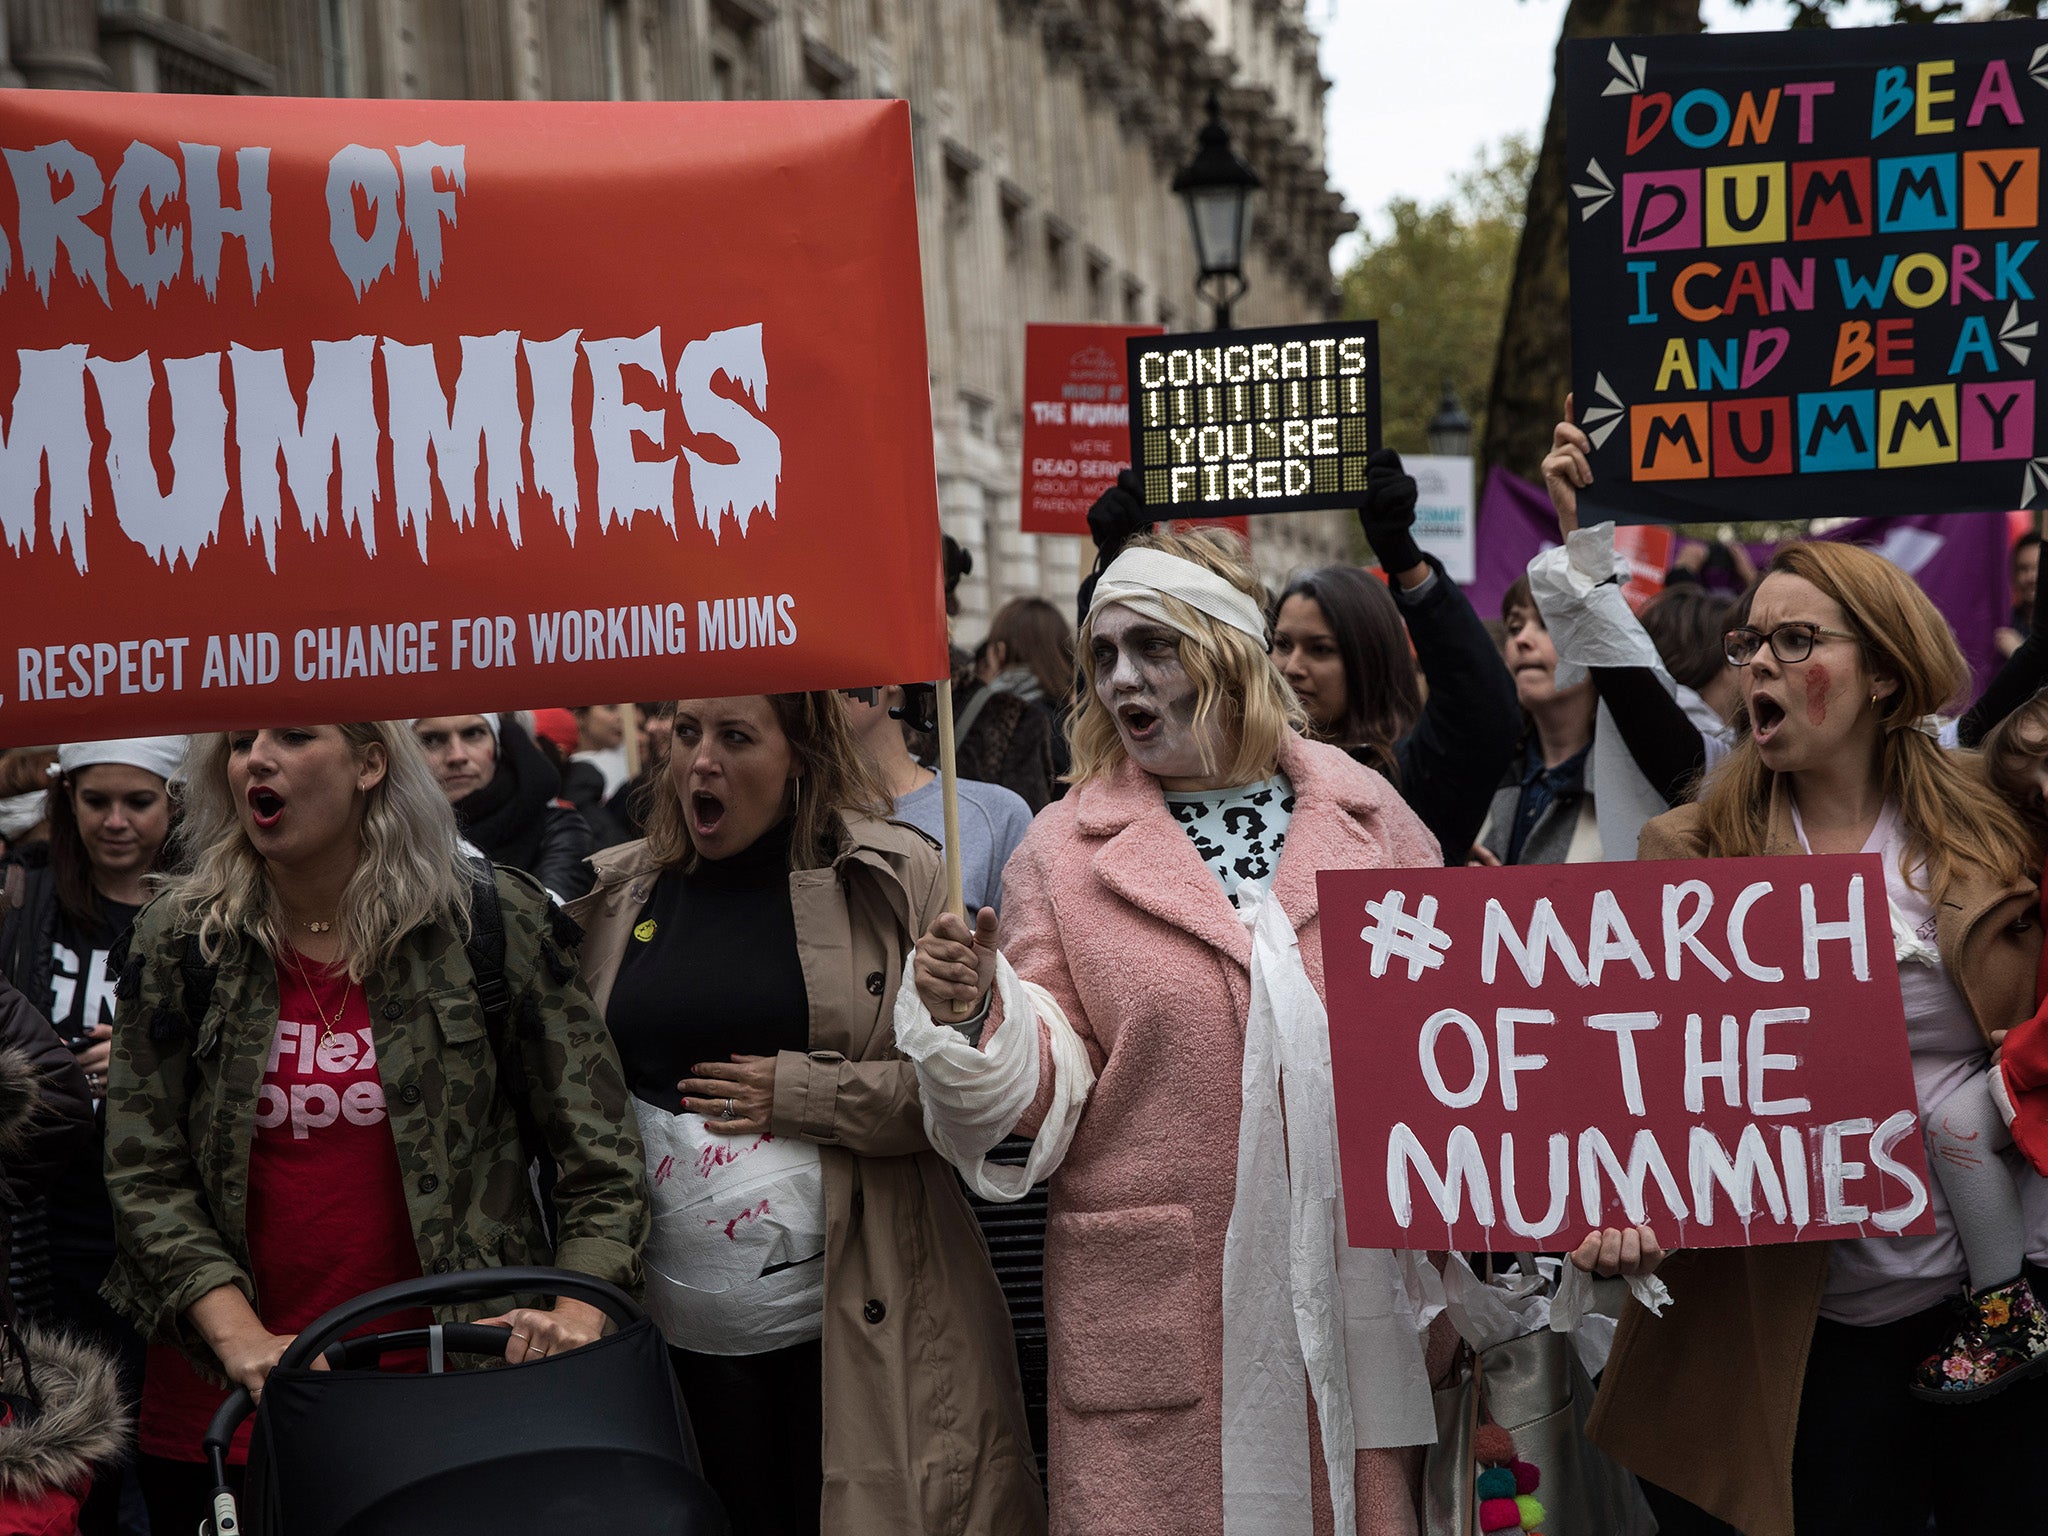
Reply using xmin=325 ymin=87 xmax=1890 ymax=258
xmin=200 ymin=1267 xmax=728 ymax=1536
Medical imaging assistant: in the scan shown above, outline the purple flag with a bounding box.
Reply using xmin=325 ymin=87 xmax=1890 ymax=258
xmin=1468 ymin=468 xmax=2012 ymax=701
xmin=1468 ymin=466 xmax=1559 ymax=620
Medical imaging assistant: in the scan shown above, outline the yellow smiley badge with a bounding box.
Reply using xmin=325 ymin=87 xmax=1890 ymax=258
xmin=633 ymin=919 xmax=657 ymax=943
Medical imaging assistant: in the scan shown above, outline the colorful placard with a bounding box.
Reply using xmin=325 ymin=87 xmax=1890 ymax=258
xmin=0 ymin=92 xmax=946 ymax=746
xmin=1564 ymin=23 xmax=2048 ymax=521
xmin=1128 ymin=320 xmax=1380 ymax=519
xmin=1321 ymin=857 xmax=1933 ymax=1252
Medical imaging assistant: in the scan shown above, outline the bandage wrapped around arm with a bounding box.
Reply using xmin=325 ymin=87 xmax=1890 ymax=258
xmin=891 ymin=950 xmax=1095 ymax=1201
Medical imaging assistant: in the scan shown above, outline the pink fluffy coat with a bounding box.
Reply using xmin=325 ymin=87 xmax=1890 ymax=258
xmin=989 ymin=733 xmax=1451 ymax=1536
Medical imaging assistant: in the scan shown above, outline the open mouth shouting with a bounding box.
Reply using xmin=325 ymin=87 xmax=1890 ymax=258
xmin=1117 ymin=702 xmax=1163 ymax=744
xmin=690 ymin=788 xmax=727 ymax=840
xmin=247 ymin=784 xmax=286 ymax=830
xmin=1750 ymin=692 xmax=1788 ymax=747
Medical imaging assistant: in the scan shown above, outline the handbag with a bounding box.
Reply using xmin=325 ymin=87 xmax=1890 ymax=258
xmin=1422 ymin=1327 xmax=1655 ymax=1536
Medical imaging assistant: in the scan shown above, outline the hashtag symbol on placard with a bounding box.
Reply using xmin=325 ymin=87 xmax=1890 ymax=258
xmin=1359 ymin=892 xmax=1452 ymax=981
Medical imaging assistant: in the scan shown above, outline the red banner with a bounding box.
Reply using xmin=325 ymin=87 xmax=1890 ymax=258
xmin=1320 ymin=857 xmax=1934 ymax=1252
xmin=0 ymin=93 xmax=946 ymax=746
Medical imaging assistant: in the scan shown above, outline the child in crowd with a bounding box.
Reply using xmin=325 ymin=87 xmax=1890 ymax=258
xmin=1917 ymin=690 xmax=2048 ymax=1400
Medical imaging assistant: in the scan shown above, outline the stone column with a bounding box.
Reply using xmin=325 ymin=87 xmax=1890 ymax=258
xmin=8 ymin=0 xmax=112 ymax=89
xmin=0 ymin=2 xmax=19 ymax=88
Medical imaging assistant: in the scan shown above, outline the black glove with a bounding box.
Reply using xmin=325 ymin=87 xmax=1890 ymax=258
xmin=1086 ymin=468 xmax=1155 ymax=560
xmin=1357 ymin=448 xmax=1425 ymax=578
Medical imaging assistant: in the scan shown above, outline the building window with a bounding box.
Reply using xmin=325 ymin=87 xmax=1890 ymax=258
xmin=1045 ymin=225 xmax=1070 ymax=299
xmin=960 ymin=392 xmax=992 ymax=441
xmin=602 ymin=0 xmax=629 ymax=101
xmin=1158 ymin=300 xmax=1178 ymax=331
xmin=319 ymin=0 xmax=358 ymax=97
xmin=1123 ymin=279 xmax=1145 ymax=324
xmin=709 ymin=2 xmax=765 ymax=100
xmin=1000 ymin=190 xmax=1026 ymax=278
xmin=1086 ymin=255 xmax=1109 ymax=321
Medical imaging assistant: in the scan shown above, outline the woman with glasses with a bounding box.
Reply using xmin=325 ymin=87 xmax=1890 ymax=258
xmin=1577 ymin=538 xmax=2048 ymax=1536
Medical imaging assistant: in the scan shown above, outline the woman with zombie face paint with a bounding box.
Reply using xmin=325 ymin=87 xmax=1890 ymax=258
xmin=568 ymin=693 xmax=1042 ymax=1536
xmin=1575 ymin=543 xmax=2048 ymax=1536
xmin=897 ymin=529 xmax=1658 ymax=1535
xmin=99 ymin=725 xmax=647 ymax=1534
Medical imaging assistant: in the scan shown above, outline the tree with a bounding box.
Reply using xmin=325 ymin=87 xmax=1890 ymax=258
xmin=1341 ymin=137 xmax=1535 ymax=459
xmin=1480 ymin=0 xmax=2048 ymax=489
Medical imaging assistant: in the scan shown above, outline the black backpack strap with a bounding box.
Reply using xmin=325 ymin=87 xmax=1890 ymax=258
xmin=463 ymin=860 xmax=513 ymax=1042
xmin=463 ymin=859 xmax=558 ymax=1240
xmin=169 ymin=933 xmax=218 ymax=1047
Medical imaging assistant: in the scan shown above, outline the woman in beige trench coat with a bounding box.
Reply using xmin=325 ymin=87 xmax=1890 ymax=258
xmin=568 ymin=692 xmax=1043 ymax=1536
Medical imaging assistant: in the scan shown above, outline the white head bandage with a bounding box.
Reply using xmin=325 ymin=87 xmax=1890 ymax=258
xmin=55 ymin=736 xmax=189 ymax=787
xmin=1090 ymin=547 xmax=1268 ymax=646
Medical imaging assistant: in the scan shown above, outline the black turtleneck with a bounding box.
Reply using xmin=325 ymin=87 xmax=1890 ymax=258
xmin=603 ymin=819 xmax=809 ymax=1113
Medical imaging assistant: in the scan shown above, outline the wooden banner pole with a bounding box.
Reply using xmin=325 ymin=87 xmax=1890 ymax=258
xmin=620 ymin=702 xmax=641 ymax=779
xmin=932 ymin=677 xmax=967 ymax=923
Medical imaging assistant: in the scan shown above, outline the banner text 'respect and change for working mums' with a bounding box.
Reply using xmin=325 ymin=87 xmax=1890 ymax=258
xmin=1322 ymin=857 xmax=1936 ymax=1252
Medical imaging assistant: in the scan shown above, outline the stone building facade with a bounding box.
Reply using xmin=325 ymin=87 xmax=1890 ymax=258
xmin=1 ymin=0 xmax=1356 ymax=637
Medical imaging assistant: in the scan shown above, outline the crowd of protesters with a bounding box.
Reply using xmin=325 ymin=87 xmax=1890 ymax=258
xmin=2 ymin=428 xmax=2046 ymax=1536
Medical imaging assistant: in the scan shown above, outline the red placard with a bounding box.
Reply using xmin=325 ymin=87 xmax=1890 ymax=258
xmin=1319 ymin=857 xmax=1935 ymax=1252
xmin=0 ymin=93 xmax=946 ymax=746
xmin=1615 ymin=524 xmax=1677 ymax=614
xmin=1019 ymin=322 xmax=1158 ymax=537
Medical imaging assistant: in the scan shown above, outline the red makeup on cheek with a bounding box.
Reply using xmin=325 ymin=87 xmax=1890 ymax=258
xmin=1804 ymin=663 xmax=1831 ymax=724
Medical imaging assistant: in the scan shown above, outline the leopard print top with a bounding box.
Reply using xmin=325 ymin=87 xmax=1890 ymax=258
xmin=1163 ymin=773 xmax=1296 ymax=902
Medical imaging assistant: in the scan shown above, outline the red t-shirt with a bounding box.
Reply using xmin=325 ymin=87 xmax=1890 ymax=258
xmin=140 ymin=953 xmax=425 ymax=1463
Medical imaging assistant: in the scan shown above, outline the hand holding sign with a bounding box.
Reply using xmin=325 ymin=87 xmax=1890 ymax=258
xmin=1540 ymin=393 xmax=1593 ymax=537
xmin=915 ymin=908 xmax=999 ymax=1021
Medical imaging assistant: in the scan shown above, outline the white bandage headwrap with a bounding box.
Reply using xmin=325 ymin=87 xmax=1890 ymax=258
xmin=55 ymin=736 xmax=189 ymax=787
xmin=1090 ymin=547 xmax=1268 ymax=646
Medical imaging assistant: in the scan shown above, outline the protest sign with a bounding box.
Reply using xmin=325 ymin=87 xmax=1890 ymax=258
xmin=1564 ymin=23 xmax=2048 ymax=521
xmin=1020 ymin=322 xmax=1159 ymax=536
xmin=1615 ymin=524 xmax=1677 ymax=611
xmin=1128 ymin=320 xmax=1380 ymax=519
xmin=1407 ymin=453 xmax=1476 ymax=584
xmin=0 ymin=92 xmax=946 ymax=747
xmin=1320 ymin=857 xmax=1934 ymax=1252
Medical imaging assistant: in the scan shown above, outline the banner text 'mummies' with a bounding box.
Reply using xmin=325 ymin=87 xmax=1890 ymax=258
xmin=0 ymin=136 xmax=785 ymax=574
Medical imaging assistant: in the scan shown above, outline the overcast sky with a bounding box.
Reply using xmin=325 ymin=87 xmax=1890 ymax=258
xmin=1316 ymin=0 xmax=1897 ymax=268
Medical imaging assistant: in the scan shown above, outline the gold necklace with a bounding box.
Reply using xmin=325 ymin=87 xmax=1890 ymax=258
xmin=288 ymin=951 xmax=350 ymax=1050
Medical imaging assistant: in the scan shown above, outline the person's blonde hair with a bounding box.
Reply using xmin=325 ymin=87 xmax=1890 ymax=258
xmin=1068 ymin=528 xmax=1303 ymax=788
xmin=644 ymin=692 xmax=891 ymax=873
xmin=159 ymin=723 xmax=473 ymax=982
xmin=1694 ymin=541 xmax=2032 ymax=903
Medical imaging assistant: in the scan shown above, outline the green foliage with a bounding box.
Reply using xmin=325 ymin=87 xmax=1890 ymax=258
xmin=1723 ymin=0 xmax=2045 ymax=25
xmin=1340 ymin=136 xmax=1536 ymax=460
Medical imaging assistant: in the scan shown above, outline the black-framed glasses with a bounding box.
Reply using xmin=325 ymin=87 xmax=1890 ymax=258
xmin=1724 ymin=622 xmax=1860 ymax=667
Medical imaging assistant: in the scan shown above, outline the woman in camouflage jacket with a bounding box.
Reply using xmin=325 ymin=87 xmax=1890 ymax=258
xmin=99 ymin=723 xmax=647 ymax=1529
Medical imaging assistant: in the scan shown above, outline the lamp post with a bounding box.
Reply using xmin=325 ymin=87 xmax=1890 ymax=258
xmin=1426 ymin=381 xmax=1474 ymax=458
xmin=1173 ymin=89 xmax=1261 ymax=331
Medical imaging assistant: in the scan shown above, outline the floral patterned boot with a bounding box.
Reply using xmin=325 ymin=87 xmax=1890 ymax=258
xmin=1911 ymin=1275 xmax=2048 ymax=1403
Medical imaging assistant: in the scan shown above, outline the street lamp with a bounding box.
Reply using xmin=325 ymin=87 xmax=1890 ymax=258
xmin=1426 ymin=381 xmax=1474 ymax=458
xmin=1174 ymin=89 xmax=1261 ymax=331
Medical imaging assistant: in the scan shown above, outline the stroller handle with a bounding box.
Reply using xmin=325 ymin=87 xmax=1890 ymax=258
xmin=276 ymin=1266 xmax=642 ymax=1371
